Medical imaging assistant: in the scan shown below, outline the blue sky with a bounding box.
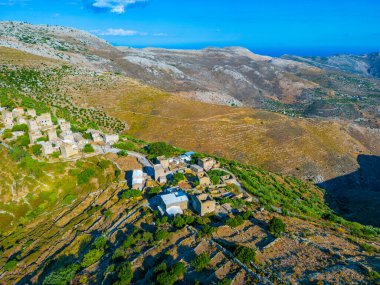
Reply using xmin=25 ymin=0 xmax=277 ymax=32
xmin=0 ymin=0 xmax=379 ymax=56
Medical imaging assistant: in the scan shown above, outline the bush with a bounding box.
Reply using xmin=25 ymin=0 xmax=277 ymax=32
xmin=83 ymin=144 xmax=94 ymax=153
xmin=14 ymin=134 xmax=30 ymax=147
xmin=3 ymin=260 xmax=18 ymax=271
xmin=81 ymin=248 xmax=104 ymax=268
xmin=268 ymin=217 xmax=286 ymax=237
xmin=97 ymin=160 xmax=110 ymax=169
xmin=154 ymin=228 xmax=169 ymax=241
xmin=62 ymin=194 xmax=76 ymax=205
xmin=115 ymin=262 xmax=133 ymax=285
xmin=113 ymin=141 xmax=137 ymax=151
xmin=31 ymin=144 xmax=42 ymax=156
xmin=2 ymin=129 xmax=12 ymax=139
xmin=6 ymin=148 xmax=22 ymax=165
xmin=147 ymin=142 xmax=177 ymax=159
xmin=233 ymin=245 xmax=256 ymax=265
xmin=121 ymin=189 xmax=142 ymax=199
xmin=361 ymin=243 xmax=377 ymax=254
xmin=77 ymin=168 xmax=95 ymax=185
xmin=43 ymin=263 xmax=80 ymax=285
xmin=226 ymin=216 xmax=244 ymax=228
xmin=172 ymin=215 xmax=195 ymax=228
xmin=155 ymin=262 xmax=186 ymax=285
xmin=11 ymin=124 xmax=28 ymax=132
xmin=191 ymin=252 xmax=211 ymax=272
xmin=93 ymin=236 xmax=108 ymax=250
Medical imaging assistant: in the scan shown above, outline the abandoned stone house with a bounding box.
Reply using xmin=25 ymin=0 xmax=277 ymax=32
xmin=197 ymin=174 xmax=211 ymax=187
xmin=1 ymin=111 xmax=14 ymax=128
xmin=36 ymin=113 xmax=53 ymax=128
xmin=198 ymin=157 xmax=216 ymax=171
xmin=156 ymin=156 xmax=170 ymax=169
xmin=191 ymin=194 xmax=216 ymax=216
xmin=29 ymin=130 xmax=43 ymax=144
xmin=103 ymin=134 xmax=119 ymax=145
xmin=28 ymin=120 xmax=39 ymax=132
xmin=26 ymin=109 xmax=37 ymax=118
xmin=47 ymin=128 xmax=58 ymax=142
xmin=60 ymin=142 xmax=79 ymax=158
xmin=154 ymin=164 xmax=166 ymax=181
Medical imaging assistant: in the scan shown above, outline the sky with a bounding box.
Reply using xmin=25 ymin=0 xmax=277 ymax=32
xmin=0 ymin=0 xmax=380 ymax=56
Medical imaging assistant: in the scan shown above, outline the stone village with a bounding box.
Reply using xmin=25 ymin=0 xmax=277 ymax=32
xmin=1 ymin=106 xmax=253 ymax=219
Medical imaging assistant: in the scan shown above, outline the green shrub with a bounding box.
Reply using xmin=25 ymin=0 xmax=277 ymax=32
xmin=172 ymin=215 xmax=195 ymax=228
xmin=121 ymin=189 xmax=142 ymax=199
xmin=62 ymin=194 xmax=76 ymax=205
xmin=268 ymin=217 xmax=286 ymax=237
xmin=36 ymin=137 xmax=49 ymax=142
xmin=114 ymin=262 xmax=133 ymax=285
xmin=233 ymin=245 xmax=256 ymax=265
xmin=93 ymin=236 xmax=108 ymax=250
xmin=191 ymin=252 xmax=210 ymax=272
xmin=3 ymin=260 xmax=18 ymax=271
xmin=77 ymin=168 xmax=95 ymax=184
xmin=147 ymin=142 xmax=178 ymax=159
xmin=154 ymin=228 xmax=169 ymax=241
xmin=81 ymin=248 xmax=104 ymax=268
xmin=226 ymin=216 xmax=244 ymax=228
xmin=11 ymin=124 xmax=28 ymax=132
xmin=31 ymin=144 xmax=42 ymax=156
xmin=97 ymin=160 xmax=111 ymax=169
xmin=2 ymin=129 xmax=12 ymax=139
xmin=42 ymin=263 xmax=80 ymax=285
xmin=361 ymin=243 xmax=377 ymax=254
xmin=155 ymin=262 xmax=186 ymax=285
xmin=14 ymin=134 xmax=30 ymax=147
xmin=83 ymin=144 xmax=94 ymax=153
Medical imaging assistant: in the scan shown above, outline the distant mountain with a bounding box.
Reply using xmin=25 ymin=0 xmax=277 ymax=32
xmin=1 ymin=21 xmax=379 ymax=128
xmin=283 ymin=52 xmax=380 ymax=79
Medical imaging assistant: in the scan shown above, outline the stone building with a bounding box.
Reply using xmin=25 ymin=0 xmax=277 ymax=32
xmin=60 ymin=142 xmax=79 ymax=158
xmin=198 ymin=157 xmax=216 ymax=171
xmin=29 ymin=130 xmax=43 ymax=144
xmin=47 ymin=128 xmax=58 ymax=142
xmin=1 ymin=111 xmax=14 ymax=129
xmin=38 ymin=141 xmax=55 ymax=156
xmin=158 ymin=190 xmax=189 ymax=216
xmin=36 ymin=113 xmax=53 ymax=128
xmin=26 ymin=109 xmax=37 ymax=118
xmin=28 ymin=120 xmax=40 ymax=132
xmin=154 ymin=164 xmax=166 ymax=181
xmin=90 ymin=131 xmax=103 ymax=143
xmin=132 ymin=169 xmax=144 ymax=190
xmin=157 ymin=156 xmax=170 ymax=169
xmin=103 ymin=134 xmax=119 ymax=145
xmin=191 ymin=194 xmax=216 ymax=216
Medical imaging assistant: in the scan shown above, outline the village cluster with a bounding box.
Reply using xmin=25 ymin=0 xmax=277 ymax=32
xmin=0 ymin=106 xmax=252 ymax=219
xmin=130 ymin=154 xmax=253 ymax=218
xmin=1 ymin=107 xmax=119 ymax=158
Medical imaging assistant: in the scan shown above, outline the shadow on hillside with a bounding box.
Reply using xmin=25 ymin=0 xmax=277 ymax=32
xmin=318 ymin=154 xmax=380 ymax=227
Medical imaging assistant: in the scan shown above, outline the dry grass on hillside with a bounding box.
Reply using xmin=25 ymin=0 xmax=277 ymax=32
xmin=0 ymin=46 xmax=62 ymax=67
xmin=67 ymin=74 xmax=372 ymax=181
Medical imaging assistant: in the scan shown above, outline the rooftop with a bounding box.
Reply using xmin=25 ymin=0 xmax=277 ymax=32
xmin=160 ymin=191 xmax=188 ymax=206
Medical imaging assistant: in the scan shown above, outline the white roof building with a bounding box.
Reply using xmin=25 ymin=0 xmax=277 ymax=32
xmin=132 ymin=169 xmax=144 ymax=190
xmin=103 ymin=134 xmax=119 ymax=145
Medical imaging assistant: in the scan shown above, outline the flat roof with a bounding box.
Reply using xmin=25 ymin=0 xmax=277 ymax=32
xmin=160 ymin=191 xmax=188 ymax=206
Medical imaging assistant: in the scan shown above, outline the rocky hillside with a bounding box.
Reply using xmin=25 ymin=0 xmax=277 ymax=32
xmin=1 ymin=21 xmax=379 ymax=128
xmin=284 ymin=52 xmax=380 ymax=79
